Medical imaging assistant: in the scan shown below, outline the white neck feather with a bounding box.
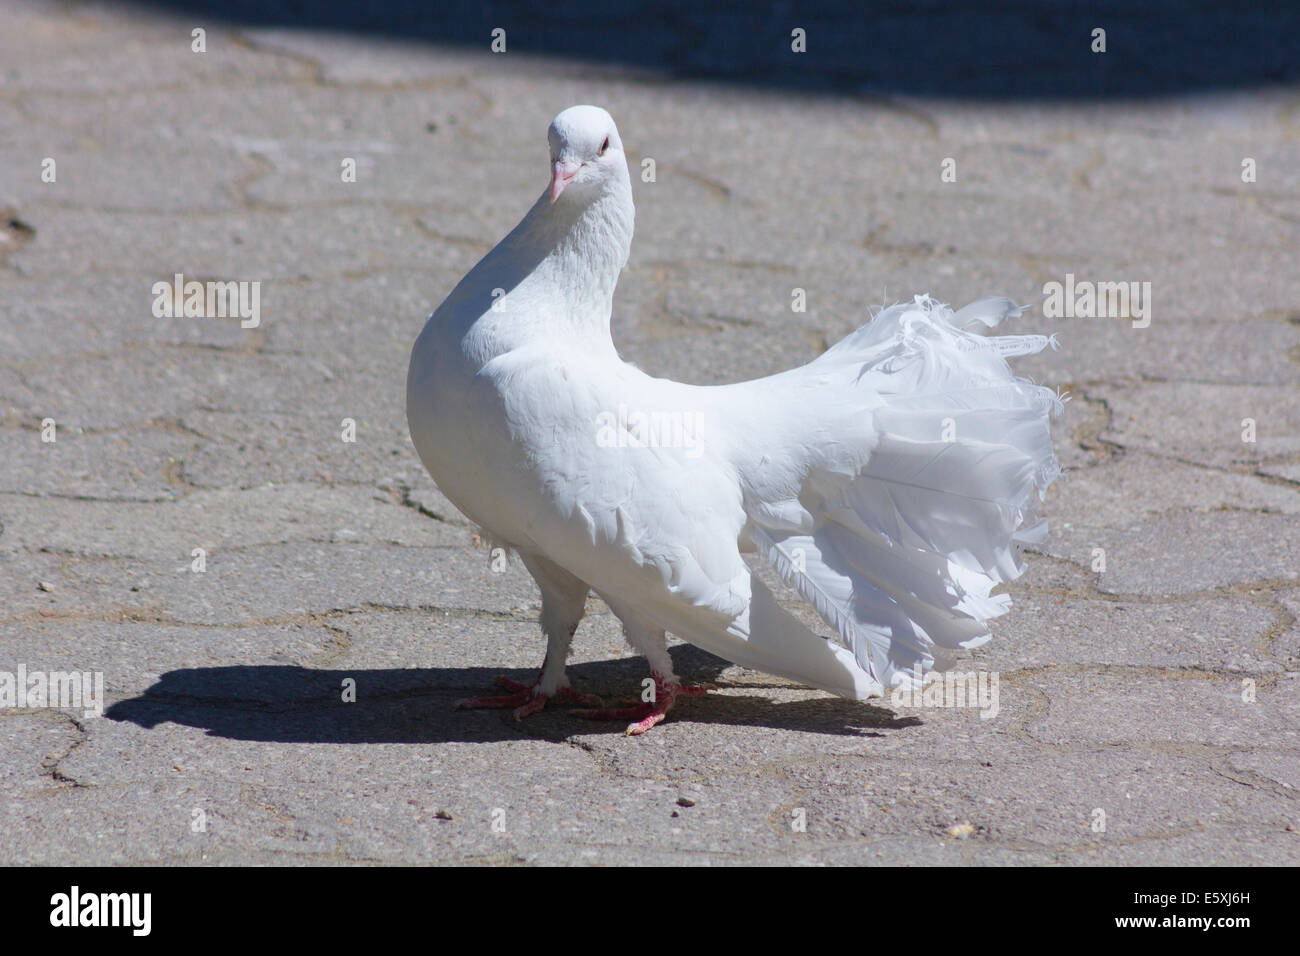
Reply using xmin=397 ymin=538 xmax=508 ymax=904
xmin=446 ymin=172 xmax=635 ymax=364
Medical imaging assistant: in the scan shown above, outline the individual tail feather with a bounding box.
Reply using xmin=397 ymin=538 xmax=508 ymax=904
xmin=658 ymin=565 xmax=884 ymax=700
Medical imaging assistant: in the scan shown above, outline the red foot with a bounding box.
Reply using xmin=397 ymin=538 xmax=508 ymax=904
xmin=455 ymin=675 xmax=601 ymax=720
xmin=573 ymin=678 xmax=715 ymax=735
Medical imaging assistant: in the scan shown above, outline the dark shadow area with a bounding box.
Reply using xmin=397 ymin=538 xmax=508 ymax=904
xmin=105 ymin=644 xmax=919 ymax=742
xmin=133 ymin=0 xmax=1300 ymax=99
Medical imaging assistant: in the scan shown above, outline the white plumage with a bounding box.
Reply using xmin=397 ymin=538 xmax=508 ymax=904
xmin=406 ymin=105 xmax=1062 ymax=732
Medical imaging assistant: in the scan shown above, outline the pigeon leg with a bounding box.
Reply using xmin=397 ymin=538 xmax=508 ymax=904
xmin=572 ymin=673 xmax=715 ymax=735
xmin=493 ymin=677 xmax=602 ymax=706
xmin=571 ymin=608 xmax=712 ymax=734
xmin=454 ymin=675 xmax=542 ymax=715
xmin=455 ymin=668 xmax=599 ymax=717
xmin=455 ymin=555 xmax=598 ymax=719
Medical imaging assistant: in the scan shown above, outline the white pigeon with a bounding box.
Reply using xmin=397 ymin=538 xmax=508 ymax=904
xmin=407 ymin=105 xmax=1062 ymax=734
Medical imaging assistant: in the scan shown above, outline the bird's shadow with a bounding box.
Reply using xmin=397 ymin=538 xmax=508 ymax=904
xmin=105 ymin=645 xmax=919 ymax=743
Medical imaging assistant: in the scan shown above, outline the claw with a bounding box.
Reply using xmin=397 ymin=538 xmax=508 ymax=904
xmin=572 ymin=702 xmax=655 ymax=722
xmin=572 ymin=702 xmax=666 ymax=735
xmin=457 ymin=671 xmax=710 ymax=733
xmin=571 ymin=676 xmax=713 ymax=734
xmin=455 ymin=674 xmax=602 ymax=718
xmin=512 ymin=692 xmax=548 ymax=719
xmin=625 ymin=711 xmax=667 ymax=736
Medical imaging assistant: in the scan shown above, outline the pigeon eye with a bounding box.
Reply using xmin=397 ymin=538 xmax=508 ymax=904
xmin=598 ymin=136 xmax=610 ymax=156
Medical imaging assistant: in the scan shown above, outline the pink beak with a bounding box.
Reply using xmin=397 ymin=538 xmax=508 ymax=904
xmin=550 ymin=160 xmax=580 ymax=202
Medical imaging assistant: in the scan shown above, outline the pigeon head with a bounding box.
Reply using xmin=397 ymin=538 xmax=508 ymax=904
xmin=547 ymin=105 xmax=625 ymax=203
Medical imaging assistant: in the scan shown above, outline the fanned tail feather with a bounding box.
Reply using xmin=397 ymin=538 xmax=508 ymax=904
xmin=752 ymin=295 xmax=1063 ymax=693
